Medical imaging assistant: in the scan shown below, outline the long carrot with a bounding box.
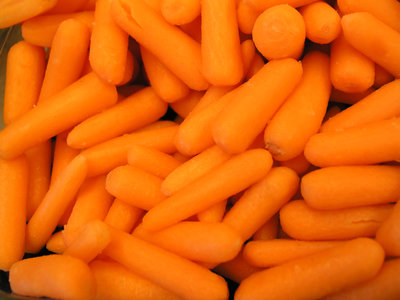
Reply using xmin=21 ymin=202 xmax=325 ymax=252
xmin=375 ymin=200 xmax=400 ymax=257
xmin=161 ymin=0 xmax=200 ymax=25
xmin=104 ymin=199 xmax=144 ymax=233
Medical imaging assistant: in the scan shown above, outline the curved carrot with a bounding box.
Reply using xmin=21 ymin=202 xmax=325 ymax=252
xmin=104 ymin=199 xmax=143 ymax=233
xmin=252 ymin=214 xmax=279 ymax=240
xmin=197 ymin=199 xmax=227 ymax=223
xmin=374 ymin=65 xmax=394 ymax=89
xmin=375 ymin=200 xmax=400 ymax=257
xmin=169 ymin=90 xmax=204 ymax=118
xmin=161 ymin=0 xmax=200 ymax=25
xmin=237 ymin=0 xmax=261 ymax=35
xmin=46 ymin=231 xmax=66 ymax=254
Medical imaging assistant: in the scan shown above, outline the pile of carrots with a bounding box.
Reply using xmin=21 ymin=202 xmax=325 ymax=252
xmin=1 ymin=0 xmax=400 ymax=299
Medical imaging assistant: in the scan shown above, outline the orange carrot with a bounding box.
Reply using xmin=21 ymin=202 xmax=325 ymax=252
xmin=161 ymin=0 xmax=200 ymax=25
xmin=252 ymin=214 xmax=279 ymax=241
xmin=223 ymin=167 xmax=299 ymax=241
xmin=375 ymin=200 xmax=400 ymax=257
xmin=280 ymin=200 xmax=393 ymax=240
xmin=46 ymin=0 xmax=88 ymax=14
xmin=103 ymin=228 xmax=229 ymax=300
xmin=264 ymin=51 xmax=331 ymax=161
xmin=180 ymin=15 xmax=202 ymax=42
xmin=143 ymin=149 xmax=273 ymax=231
xmin=279 ymin=153 xmax=310 ymax=175
xmin=190 ymin=85 xmax=234 ymax=115
xmin=212 ymin=58 xmax=303 ymax=154
xmin=240 ymin=39 xmax=256 ymax=78
xmin=197 ymin=199 xmax=227 ymax=223
xmin=237 ymin=0 xmax=261 ymax=35
xmin=169 ymin=90 xmax=204 ymax=118
xmin=46 ymin=231 xmax=67 ymax=254
xmin=235 ymin=238 xmax=385 ymax=300
xmin=10 ymin=254 xmax=96 ymax=300
xmin=245 ymin=52 xmax=265 ymax=80
xmin=4 ymin=41 xmax=45 ymax=126
xmin=323 ymin=105 xmax=342 ymax=122
xmin=118 ymin=50 xmax=135 ymax=86
xmin=104 ymin=199 xmax=144 ymax=233
xmin=247 ymin=0 xmax=318 ymax=11
xmin=252 ymin=5 xmax=305 ymax=60
xmin=374 ymin=65 xmax=394 ymax=88
xmin=330 ymin=87 xmax=375 ymax=105
xmin=0 ymin=157 xmax=29 ymax=271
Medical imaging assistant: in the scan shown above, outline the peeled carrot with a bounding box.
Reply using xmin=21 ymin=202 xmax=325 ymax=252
xmin=90 ymin=260 xmax=181 ymax=300
xmin=180 ymin=15 xmax=201 ymax=42
xmin=197 ymin=199 xmax=227 ymax=223
xmin=190 ymin=85 xmax=234 ymax=115
xmin=252 ymin=214 xmax=279 ymax=241
xmin=67 ymin=87 xmax=168 ymax=148
xmin=374 ymin=65 xmax=394 ymax=88
xmin=330 ymin=87 xmax=375 ymax=105
xmin=46 ymin=0 xmax=88 ymax=14
xmin=375 ymin=200 xmax=400 ymax=257
xmin=169 ymin=90 xmax=204 ymax=118
xmin=247 ymin=0 xmax=319 ymax=11
xmin=223 ymin=167 xmax=299 ymax=241
xmin=264 ymin=51 xmax=331 ymax=161
xmin=280 ymin=200 xmax=393 ymax=240
xmin=279 ymin=153 xmax=310 ymax=175
xmin=10 ymin=254 xmax=96 ymax=300
xmin=118 ymin=50 xmax=135 ymax=86
xmin=4 ymin=41 xmax=45 ymax=126
xmin=0 ymin=157 xmax=29 ymax=271
xmin=235 ymin=238 xmax=385 ymax=300
xmin=46 ymin=231 xmax=67 ymax=254
xmin=252 ymin=5 xmax=305 ymax=60
xmin=237 ymin=0 xmax=261 ymax=35
xmin=240 ymin=40 xmax=256 ymax=78
xmin=161 ymin=0 xmax=200 ymax=25
xmin=245 ymin=52 xmax=265 ymax=80
xmin=104 ymin=199 xmax=144 ymax=233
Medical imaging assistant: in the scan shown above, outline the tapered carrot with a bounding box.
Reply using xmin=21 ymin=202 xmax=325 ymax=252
xmin=197 ymin=200 xmax=227 ymax=223
xmin=10 ymin=254 xmax=96 ymax=300
xmin=375 ymin=200 xmax=400 ymax=257
xmin=133 ymin=221 xmax=243 ymax=263
xmin=252 ymin=214 xmax=279 ymax=240
xmin=106 ymin=165 xmax=166 ymax=211
xmin=326 ymin=258 xmax=400 ymax=300
xmin=143 ymin=149 xmax=273 ymax=231
xmin=341 ymin=12 xmax=400 ymax=78
xmin=252 ymin=5 xmax=305 ymax=60
xmin=21 ymin=11 xmax=94 ymax=47
xmin=212 ymin=58 xmax=302 ymax=154
xmin=169 ymin=90 xmax=204 ymax=118
xmin=4 ymin=41 xmax=45 ymax=126
xmin=330 ymin=33 xmax=375 ymax=93
xmin=67 ymin=87 xmax=168 ymax=148
xmin=279 ymin=153 xmax=310 ymax=175
xmin=264 ymin=51 xmax=331 ymax=161
xmin=90 ymin=260 xmax=181 ymax=300
xmin=0 ymin=0 xmax=57 ymax=28
xmin=81 ymin=123 xmax=178 ymax=177
xmin=63 ymin=175 xmax=113 ymax=246
xmin=330 ymin=87 xmax=375 ymax=105
xmin=46 ymin=0 xmax=88 ymax=14
xmin=90 ymin=0 xmax=129 ymax=85
xmin=127 ymin=145 xmax=181 ymax=178
xmin=223 ymin=167 xmax=299 ymax=241
xmin=103 ymin=228 xmax=229 ymax=300
xmin=201 ymin=0 xmax=243 ymax=86
xmin=305 ymin=117 xmax=400 ymax=167
xmin=26 ymin=155 xmax=87 ymax=253
xmin=0 ymin=72 xmax=117 ymax=160
xmin=374 ymin=65 xmax=394 ymax=88
xmin=190 ymin=85 xmax=234 ymax=115
xmin=104 ymin=199 xmax=144 ymax=233
xmin=237 ymin=0 xmax=261 ymax=35
xmin=235 ymin=238 xmax=385 ymax=300
xmin=46 ymin=231 xmax=66 ymax=254
xmin=280 ymin=200 xmax=393 ymax=240
xmin=161 ymin=0 xmax=200 ymax=25
xmin=162 ymin=145 xmax=232 ymax=196
xmin=141 ymin=46 xmax=189 ymax=103
xmin=0 ymin=157 xmax=29 ymax=271
xmin=112 ymin=0 xmax=208 ymax=91
xmin=247 ymin=0 xmax=318 ymax=10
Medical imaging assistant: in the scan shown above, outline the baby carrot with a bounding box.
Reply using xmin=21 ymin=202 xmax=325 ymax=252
xmin=252 ymin=214 xmax=279 ymax=241
xmin=161 ymin=0 xmax=200 ymax=25
xmin=0 ymin=72 xmax=117 ymax=159
xmin=201 ymin=0 xmax=243 ymax=86
xmin=104 ymin=199 xmax=144 ymax=233
xmin=341 ymin=12 xmax=400 ymax=78
xmin=46 ymin=231 xmax=67 ymax=254
xmin=180 ymin=16 xmax=201 ymax=42
xmin=375 ymin=200 xmax=400 ymax=257
xmin=330 ymin=87 xmax=375 ymax=105
xmin=280 ymin=200 xmax=393 ymax=240
xmin=279 ymin=153 xmax=310 ymax=175
xmin=247 ymin=0 xmax=319 ymax=11
xmin=105 ymin=165 xmax=166 ymax=211
xmin=212 ymin=58 xmax=303 ymax=154
xmin=67 ymin=87 xmax=168 ymax=148
xmin=240 ymin=40 xmax=256 ymax=78
xmin=0 ymin=157 xmax=29 ymax=271
xmin=237 ymin=0 xmax=261 ymax=35
xmin=4 ymin=41 xmax=45 ymax=126
xmin=26 ymin=155 xmax=87 ymax=253
xmin=197 ymin=200 xmax=227 ymax=223
xmin=235 ymin=238 xmax=385 ymax=300
xmin=46 ymin=0 xmax=88 ymax=14
xmin=190 ymin=85 xmax=234 ymax=115
xmin=169 ymin=90 xmax=204 ymax=118
xmin=90 ymin=260 xmax=181 ymax=300
xmin=252 ymin=5 xmax=305 ymax=60
xmin=10 ymin=254 xmax=96 ymax=300
xmin=264 ymin=51 xmax=331 ymax=161
xmin=223 ymin=167 xmax=299 ymax=241
xmin=245 ymin=52 xmax=265 ymax=80
xmin=374 ymin=65 xmax=394 ymax=89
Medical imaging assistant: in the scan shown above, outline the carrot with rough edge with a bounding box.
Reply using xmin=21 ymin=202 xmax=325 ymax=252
xmin=104 ymin=199 xmax=144 ymax=233
xmin=9 ymin=254 xmax=96 ymax=300
xmin=245 ymin=52 xmax=265 ymax=80
xmin=247 ymin=0 xmax=318 ymax=11
xmin=341 ymin=12 xmax=400 ymax=78
xmin=21 ymin=11 xmax=94 ymax=48
xmin=212 ymin=58 xmax=303 ymax=154
xmin=4 ymin=41 xmax=45 ymax=126
xmin=0 ymin=72 xmax=117 ymax=160
xmin=0 ymin=157 xmax=29 ymax=271
xmin=169 ymin=90 xmax=204 ymax=118
xmin=330 ymin=87 xmax=375 ymax=105
xmin=105 ymin=165 xmax=166 ymax=211
xmin=325 ymin=258 xmax=400 ymax=300
xmin=143 ymin=149 xmax=273 ymax=231
xmin=252 ymin=214 xmax=279 ymax=240
xmin=330 ymin=33 xmax=375 ymax=93
xmin=264 ymin=51 xmax=331 ymax=161
xmin=197 ymin=200 xmax=227 ymax=223
xmin=299 ymin=1 xmax=341 ymax=44
xmin=235 ymin=238 xmax=385 ymax=300
xmin=279 ymin=153 xmax=310 ymax=175
xmin=127 ymin=145 xmax=181 ymax=178
xmin=374 ymin=65 xmax=394 ymax=88
xmin=375 ymin=200 xmax=400 ymax=257
xmin=243 ymin=239 xmax=344 ymax=268
xmin=305 ymin=117 xmax=400 ymax=167
xmin=201 ymin=0 xmax=243 ymax=86
xmin=46 ymin=0 xmax=88 ymax=14
xmin=112 ymin=0 xmax=208 ymax=91
xmin=162 ymin=145 xmax=231 ymax=196
xmin=280 ymin=200 xmax=393 ymax=240
xmin=237 ymin=0 xmax=261 ymax=35
xmin=46 ymin=231 xmax=67 ymax=254
xmin=67 ymin=87 xmax=168 ymax=149
xmin=161 ymin=0 xmax=200 ymax=25
xmin=140 ymin=46 xmax=190 ymax=103
xmin=90 ymin=260 xmax=181 ymax=300
xmin=133 ymin=221 xmax=243 ymax=263
xmin=223 ymin=167 xmax=299 ymax=241
xmin=252 ymin=5 xmax=305 ymax=60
